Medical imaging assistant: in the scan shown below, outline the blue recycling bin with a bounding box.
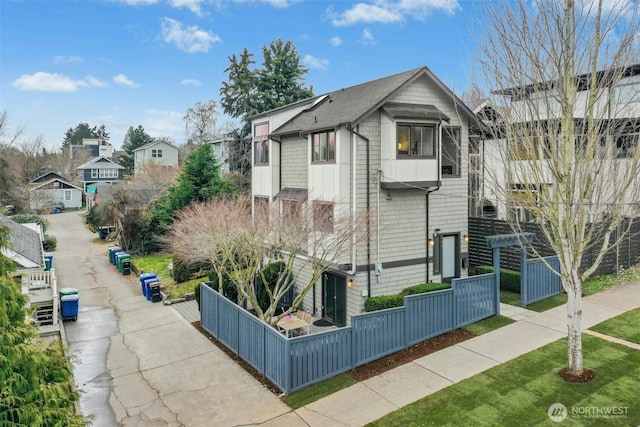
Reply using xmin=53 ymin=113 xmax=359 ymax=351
xmin=139 ymin=273 xmax=158 ymax=296
xmin=113 ymin=251 xmax=126 ymax=267
xmin=108 ymin=247 xmax=122 ymax=264
xmin=144 ymin=279 xmax=160 ymax=301
xmin=60 ymin=294 xmax=79 ymax=321
xmin=44 ymin=253 xmax=53 ymax=271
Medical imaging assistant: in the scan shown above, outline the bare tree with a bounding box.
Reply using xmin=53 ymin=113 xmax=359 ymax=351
xmin=131 ymin=162 xmax=179 ymax=195
xmin=184 ymin=99 xmax=218 ymax=146
xmin=166 ymin=197 xmax=367 ymax=326
xmin=476 ymin=0 xmax=640 ymax=378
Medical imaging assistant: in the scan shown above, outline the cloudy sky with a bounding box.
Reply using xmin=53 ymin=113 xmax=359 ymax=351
xmin=1 ymin=0 xmax=476 ymax=150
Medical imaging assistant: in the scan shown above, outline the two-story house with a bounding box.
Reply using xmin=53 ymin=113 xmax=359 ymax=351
xmin=77 ymin=156 xmax=125 ymax=192
xmin=250 ymin=67 xmax=476 ymax=326
xmin=476 ymin=63 xmax=640 ymax=222
xmin=29 ymin=172 xmax=83 ymax=211
xmin=133 ymin=140 xmax=179 ymax=175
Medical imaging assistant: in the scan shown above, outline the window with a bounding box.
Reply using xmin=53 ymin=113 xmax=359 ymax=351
xmin=91 ymin=169 xmax=98 ymax=178
xmin=254 ymin=123 xmax=269 ymax=165
xmin=441 ymin=127 xmax=461 ymax=177
xmin=152 ymin=149 xmax=163 ymax=158
xmin=313 ymin=201 xmax=334 ymax=233
xmin=64 ymin=190 xmax=72 ymax=201
xmin=312 ymin=131 xmax=336 ymax=162
xmin=616 ymin=132 xmax=639 ymax=158
xmin=99 ymin=168 xmax=119 ymax=179
xmin=397 ymin=124 xmax=435 ymax=158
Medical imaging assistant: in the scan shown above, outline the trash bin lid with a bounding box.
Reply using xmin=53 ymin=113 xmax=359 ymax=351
xmin=59 ymin=287 xmax=79 ymax=296
xmin=61 ymin=294 xmax=79 ymax=302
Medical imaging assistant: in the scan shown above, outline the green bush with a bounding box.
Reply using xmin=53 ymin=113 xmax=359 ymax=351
xmin=42 ymin=234 xmax=57 ymax=251
xmin=402 ymin=282 xmax=451 ymax=295
xmin=256 ymin=261 xmax=289 ymax=312
xmin=205 ymin=271 xmax=238 ymax=302
xmin=474 ymin=265 xmax=521 ymax=293
xmin=13 ymin=213 xmax=46 ymax=233
xmin=365 ymin=294 xmax=405 ymax=312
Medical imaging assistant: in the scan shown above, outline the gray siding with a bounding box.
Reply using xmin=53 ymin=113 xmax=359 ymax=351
xmin=280 ymin=135 xmax=308 ymax=189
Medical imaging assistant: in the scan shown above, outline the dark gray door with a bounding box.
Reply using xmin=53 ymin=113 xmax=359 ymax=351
xmin=323 ymin=273 xmax=346 ymax=327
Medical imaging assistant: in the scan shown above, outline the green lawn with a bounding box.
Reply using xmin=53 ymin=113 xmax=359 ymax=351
xmin=464 ymin=315 xmax=515 ymax=336
xmin=281 ymin=374 xmax=356 ymax=409
xmin=131 ymin=254 xmax=206 ymax=299
xmin=589 ymin=307 xmax=640 ymax=345
xmin=368 ymin=335 xmax=640 ymax=426
xmin=500 ymin=290 xmax=567 ymax=312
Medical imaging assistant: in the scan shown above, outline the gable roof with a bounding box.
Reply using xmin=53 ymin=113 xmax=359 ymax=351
xmin=271 ymin=66 xmax=476 ymax=137
xmin=77 ymin=156 xmax=125 ymax=170
xmin=0 ymin=215 xmax=43 ymax=269
xmin=29 ymin=171 xmax=68 ymax=184
xmin=30 ymin=178 xmax=83 ymax=192
xmin=133 ymin=139 xmax=179 ymax=152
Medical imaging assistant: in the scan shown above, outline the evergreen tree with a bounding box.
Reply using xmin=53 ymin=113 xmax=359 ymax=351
xmin=119 ymin=125 xmax=154 ymax=176
xmin=60 ymin=122 xmax=109 ymax=152
xmin=0 ymin=227 xmax=86 ymax=426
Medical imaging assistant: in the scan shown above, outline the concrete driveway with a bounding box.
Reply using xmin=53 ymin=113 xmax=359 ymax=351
xmin=47 ymin=211 xmax=293 ymax=426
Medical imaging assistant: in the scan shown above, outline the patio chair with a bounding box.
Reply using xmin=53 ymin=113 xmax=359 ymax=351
xmin=303 ymin=313 xmax=313 ymax=335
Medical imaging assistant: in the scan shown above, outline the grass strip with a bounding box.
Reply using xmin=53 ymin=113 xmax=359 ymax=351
xmin=368 ymin=334 xmax=640 ymax=426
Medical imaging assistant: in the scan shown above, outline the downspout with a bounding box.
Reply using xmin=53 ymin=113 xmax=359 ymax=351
xmin=348 ymin=125 xmax=372 ymax=299
xmin=426 ymin=121 xmax=443 ymax=282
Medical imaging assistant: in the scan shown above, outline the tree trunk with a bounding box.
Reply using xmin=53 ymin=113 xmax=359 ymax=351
xmin=565 ymin=278 xmax=583 ymax=376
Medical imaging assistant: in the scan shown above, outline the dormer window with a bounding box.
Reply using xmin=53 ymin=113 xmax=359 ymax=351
xmin=312 ymin=131 xmax=335 ymax=163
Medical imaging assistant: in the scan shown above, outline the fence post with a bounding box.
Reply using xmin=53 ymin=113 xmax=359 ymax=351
xmin=520 ymin=248 xmax=528 ymax=307
xmin=284 ymin=339 xmax=292 ymax=395
xmin=493 ymin=247 xmax=501 ymax=315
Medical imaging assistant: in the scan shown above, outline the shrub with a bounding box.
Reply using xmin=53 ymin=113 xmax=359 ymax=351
xmin=256 ymin=261 xmax=291 ymax=312
xmin=42 ymin=234 xmax=57 ymax=251
xmin=13 ymin=213 xmax=46 ymax=233
xmin=402 ymin=282 xmax=451 ymax=295
xmin=206 ymin=272 xmax=238 ymax=302
xmin=474 ymin=265 xmax=521 ymax=293
xmin=365 ymin=294 xmax=405 ymax=312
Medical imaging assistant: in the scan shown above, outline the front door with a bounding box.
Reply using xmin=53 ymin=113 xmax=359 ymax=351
xmin=441 ymin=234 xmax=460 ymax=283
xmin=322 ymin=273 xmax=346 ymax=327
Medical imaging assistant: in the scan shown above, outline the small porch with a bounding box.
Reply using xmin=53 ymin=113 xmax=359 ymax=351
xmin=19 ymin=268 xmax=60 ymax=336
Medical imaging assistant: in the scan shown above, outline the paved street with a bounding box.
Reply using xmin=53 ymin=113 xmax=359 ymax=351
xmin=47 ymin=211 xmax=291 ymax=426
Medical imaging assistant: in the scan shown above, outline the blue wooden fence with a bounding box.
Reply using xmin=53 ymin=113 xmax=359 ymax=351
xmin=200 ymin=272 xmax=497 ymax=394
xmin=521 ymin=256 xmax=561 ymax=306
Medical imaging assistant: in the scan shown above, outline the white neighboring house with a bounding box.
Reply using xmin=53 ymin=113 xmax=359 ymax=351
xmin=29 ymin=177 xmax=83 ymax=211
xmin=250 ymin=66 xmax=476 ymax=326
xmin=476 ymin=63 xmax=640 ymax=222
xmin=133 ymin=140 xmax=179 ymax=175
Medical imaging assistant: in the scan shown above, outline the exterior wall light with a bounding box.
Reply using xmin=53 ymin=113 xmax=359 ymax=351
xmin=463 ymin=234 xmax=469 ymax=243
xmin=347 ymin=278 xmax=354 ymax=287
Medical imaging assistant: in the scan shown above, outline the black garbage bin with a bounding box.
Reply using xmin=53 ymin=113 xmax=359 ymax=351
xmin=149 ymin=283 xmax=162 ymax=303
xmin=122 ymin=258 xmax=131 ymax=275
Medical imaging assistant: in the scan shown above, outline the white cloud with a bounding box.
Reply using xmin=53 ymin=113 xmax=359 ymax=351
xmin=117 ymin=0 xmax=158 ymax=5
xmin=330 ymin=36 xmax=342 ymax=47
xmin=303 ymin=54 xmax=329 ymax=70
xmin=11 ymin=72 xmax=106 ymax=92
xmin=143 ymin=109 xmax=185 ymax=140
xmin=113 ymin=73 xmax=141 ymax=87
xmin=169 ymin=0 xmax=204 ymax=16
xmin=233 ymin=0 xmax=299 ymax=8
xmin=329 ymin=0 xmax=461 ymax=26
xmin=160 ymin=17 xmax=220 ymax=53
xmin=181 ymin=78 xmax=202 ymax=86
xmin=53 ymin=55 xmax=82 ymax=64
xmin=361 ymin=29 xmax=376 ymax=44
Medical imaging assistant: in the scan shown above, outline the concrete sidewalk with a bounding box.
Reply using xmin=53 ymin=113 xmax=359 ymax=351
xmin=272 ymin=280 xmax=640 ymax=427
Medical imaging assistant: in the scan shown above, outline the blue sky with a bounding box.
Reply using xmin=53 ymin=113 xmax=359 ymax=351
xmin=1 ymin=0 xmax=477 ymax=150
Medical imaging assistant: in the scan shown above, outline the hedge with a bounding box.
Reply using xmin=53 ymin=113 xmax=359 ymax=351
xmin=473 ymin=265 xmax=521 ymax=293
xmin=365 ymin=282 xmax=452 ymax=312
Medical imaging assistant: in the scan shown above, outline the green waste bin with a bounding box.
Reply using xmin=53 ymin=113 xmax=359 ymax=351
xmin=118 ymin=253 xmax=131 ymax=273
xmin=58 ymin=287 xmax=78 ymax=298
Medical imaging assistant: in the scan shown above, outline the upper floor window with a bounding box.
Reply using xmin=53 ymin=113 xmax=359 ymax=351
xmin=313 ymin=201 xmax=334 ymax=233
xmin=91 ymin=169 xmax=99 ymax=178
xmin=99 ymin=168 xmax=119 ymax=179
xmin=441 ymin=127 xmax=461 ymax=177
xmin=152 ymin=149 xmax=163 ymax=158
xmin=254 ymin=123 xmax=269 ymax=165
xmin=312 ymin=131 xmax=336 ymax=163
xmin=397 ymin=124 xmax=435 ymax=158
xmin=616 ymin=132 xmax=639 ymax=158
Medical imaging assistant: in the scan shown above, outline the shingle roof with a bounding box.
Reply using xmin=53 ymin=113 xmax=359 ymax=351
xmin=133 ymin=140 xmax=179 ymax=152
xmin=271 ymin=66 xmax=475 ymax=137
xmin=0 ymin=215 xmax=43 ymax=269
xmin=77 ymin=156 xmax=125 ymax=170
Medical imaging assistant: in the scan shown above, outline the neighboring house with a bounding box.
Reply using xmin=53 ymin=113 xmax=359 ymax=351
xmin=71 ymin=138 xmax=114 ymax=158
xmin=477 ymin=63 xmax=640 ymax=222
xmin=133 ymin=140 xmax=179 ymax=175
xmin=29 ymin=171 xmax=68 ymax=185
xmin=29 ymin=177 xmax=83 ymax=211
xmin=77 ymin=156 xmax=126 ymax=192
xmin=250 ymin=66 xmax=476 ymax=326
xmin=211 ymin=134 xmax=232 ymax=174
xmin=0 ymin=215 xmax=58 ymax=334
